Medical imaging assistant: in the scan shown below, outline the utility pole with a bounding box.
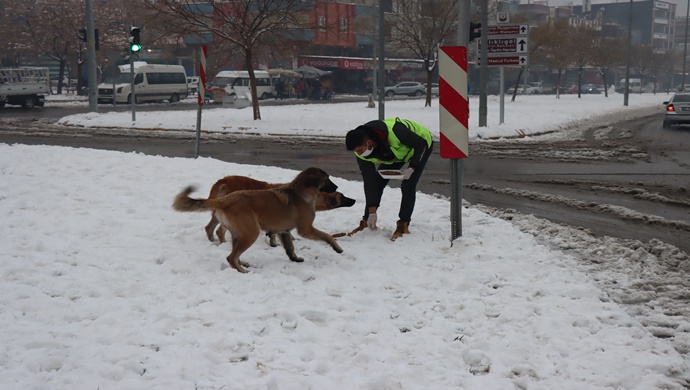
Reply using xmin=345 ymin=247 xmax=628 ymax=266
xmin=624 ymin=0 xmax=632 ymax=106
xmin=449 ymin=0 xmax=471 ymax=240
xmin=378 ymin=0 xmax=385 ymax=120
xmin=683 ymin=0 xmax=689 ymax=89
xmin=85 ymin=0 xmax=98 ymax=112
xmin=478 ymin=0 xmax=488 ymax=126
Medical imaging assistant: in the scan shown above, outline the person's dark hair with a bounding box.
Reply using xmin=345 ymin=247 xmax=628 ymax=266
xmin=346 ymin=126 xmax=367 ymax=150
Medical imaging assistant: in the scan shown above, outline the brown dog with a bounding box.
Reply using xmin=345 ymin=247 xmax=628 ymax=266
xmin=173 ymin=167 xmax=344 ymax=273
xmin=204 ymin=175 xmax=355 ymax=245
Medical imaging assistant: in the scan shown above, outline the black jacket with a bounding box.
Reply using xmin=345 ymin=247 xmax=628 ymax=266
xmin=359 ymin=119 xmax=430 ymax=170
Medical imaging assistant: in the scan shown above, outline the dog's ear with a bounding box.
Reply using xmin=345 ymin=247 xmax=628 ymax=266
xmin=304 ymin=172 xmax=323 ymax=189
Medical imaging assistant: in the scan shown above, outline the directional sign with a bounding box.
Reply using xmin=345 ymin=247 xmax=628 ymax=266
xmin=487 ymin=24 xmax=529 ymax=36
xmin=482 ymin=24 xmax=530 ymax=68
xmin=477 ymin=55 xmax=529 ymax=67
xmin=478 ymin=37 xmax=529 ymax=54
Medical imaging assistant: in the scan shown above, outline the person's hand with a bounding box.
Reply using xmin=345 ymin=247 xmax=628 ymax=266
xmin=402 ymin=167 xmax=415 ymax=180
xmin=366 ymin=213 xmax=378 ymax=230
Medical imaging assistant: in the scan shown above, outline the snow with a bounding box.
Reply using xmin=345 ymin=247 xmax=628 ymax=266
xmin=2 ymin=92 xmax=689 ymax=389
xmin=54 ymin=92 xmax=667 ymax=140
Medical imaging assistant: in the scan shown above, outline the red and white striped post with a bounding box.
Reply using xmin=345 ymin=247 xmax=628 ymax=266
xmin=195 ymin=45 xmax=207 ymax=158
xmin=197 ymin=45 xmax=207 ymax=106
xmin=439 ymin=46 xmax=469 ymax=159
xmin=439 ymin=46 xmax=469 ymax=239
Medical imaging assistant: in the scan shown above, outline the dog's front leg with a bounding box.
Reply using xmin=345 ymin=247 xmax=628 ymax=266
xmin=298 ymin=227 xmax=344 ymax=254
xmin=279 ymin=232 xmax=304 ymax=262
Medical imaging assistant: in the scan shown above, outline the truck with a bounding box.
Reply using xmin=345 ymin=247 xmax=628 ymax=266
xmin=0 ymin=67 xmax=50 ymax=109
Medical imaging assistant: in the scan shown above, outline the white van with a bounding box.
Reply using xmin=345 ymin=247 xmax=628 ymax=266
xmin=97 ymin=62 xmax=188 ymax=104
xmin=205 ymin=70 xmax=275 ymax=100
xmin=616 ymin=78 xmax=644 ymax=93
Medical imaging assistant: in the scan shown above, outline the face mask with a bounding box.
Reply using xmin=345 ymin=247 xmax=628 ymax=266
xmin=359 ymin=143 xmax=373 ymax=157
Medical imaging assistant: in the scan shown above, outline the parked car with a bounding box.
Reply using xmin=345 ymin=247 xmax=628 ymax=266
xmin=675 ymin=84 xmax=690 ymax=92
xmin=528 ymin=81 xmax=550 ymax=94
xmin=187 ymin=76 xmax=199 ymax=94
xmin=50 ymin=76 xmax=77 ymax=87
xmin=562 ymin=83 xmax=578 ymax=94
xmin=384 ymin=82 xmax=425 ymax=97
xmin=663 ymin=92 xmax=690 ymax=128
xmin=507 ymin=85 xmax=534 ymax=95
xmin=580 ymin=84 xmax=601 ymax=94
xmin=423 ymin=83 xmax=439 ymax=96
xmin=616 ymin=78 xmax=645 ymax=93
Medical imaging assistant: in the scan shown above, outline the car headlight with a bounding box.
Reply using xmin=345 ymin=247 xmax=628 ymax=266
xmin=117 ymin=87 xmax=123 ymax=93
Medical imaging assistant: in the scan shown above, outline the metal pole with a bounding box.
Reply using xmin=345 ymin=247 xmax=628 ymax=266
xmin=450 ymin=0 xmax=471 ymax=241
xmin=499 ymin=67 xmax=505 ymax=124
xmin=195 ymin=105 xmax=202 ymax=158
xmin=378 ymin=0 xmax=385 ymax=120
xmin=624 ymin=0 xmax=632 ymax=106
xmin=130 ymin=51 xmax=136 ymax=121
xmin=683 ymin=0 xmax=689 ymax=89
xmin=85 ymin=0 xmax=98 ymax=112
xmin=372 ymin=38 xmax=378 ymax=99
xmin=478 ymin=0 xmax=488 ymax=126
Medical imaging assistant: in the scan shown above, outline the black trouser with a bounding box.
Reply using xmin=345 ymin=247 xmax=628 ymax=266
xmin=357 ymin=143 xmax=434 ymax=223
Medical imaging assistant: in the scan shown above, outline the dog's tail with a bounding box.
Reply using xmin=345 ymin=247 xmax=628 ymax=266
xmin=172 ymin=186 xmax=211 ymax=212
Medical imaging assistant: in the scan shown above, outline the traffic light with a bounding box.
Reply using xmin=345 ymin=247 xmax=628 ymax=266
xmin=469 ymin=21 xmax=482 ymax=42
xmin=130 ymin=27 xmax=142 ymax=53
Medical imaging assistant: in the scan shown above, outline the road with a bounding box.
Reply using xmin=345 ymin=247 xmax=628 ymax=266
xmin=1 ymin=100 xmax=689 ymax=255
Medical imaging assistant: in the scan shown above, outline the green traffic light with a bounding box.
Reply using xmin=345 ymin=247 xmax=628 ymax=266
xmin=131 ymin=43 xmax=142 ymax=53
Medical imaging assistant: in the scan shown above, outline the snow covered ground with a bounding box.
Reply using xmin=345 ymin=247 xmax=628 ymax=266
xmin=2 ymin=92 xmax=689 ymax=389
xmin=53 ymin=91 xmax=666 ymax=140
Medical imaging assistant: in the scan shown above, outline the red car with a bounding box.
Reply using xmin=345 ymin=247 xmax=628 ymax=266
xmin=561 ymin=84 xmax=578 ymax=94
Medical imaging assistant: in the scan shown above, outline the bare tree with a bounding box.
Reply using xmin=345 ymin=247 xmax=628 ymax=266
xmin=590 ymin=36 xmax=624 ymax=97
xmin=508 ymin=20 xmax=551 ymax=102
xmin=647 ymin=50 xmax=668 ymax=94
xmin=536 ymin=20 xmax=575 ymax=99
xmin=8 ymin=0 xmax=87 ymax=94
xmin=631 ymin=44 xmax=654 ymax=94
xmin=388 ymin=0 xmax=458 ymax=107
xmin=570 ymin=26 xmax=598 ymax=98
xmin=660 ymin=50 xmax=681 ymax=93
xmin=147 ymin=0 xmax=307 ymax=120
xmin=0 ymin=5 xmax=30 ymax=67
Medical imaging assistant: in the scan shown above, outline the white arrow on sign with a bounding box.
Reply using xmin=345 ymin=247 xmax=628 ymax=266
xmin=478 ymin=37 xmax=529 ymax=54
xmin=477 ymin=55 xmax=529 ymax=67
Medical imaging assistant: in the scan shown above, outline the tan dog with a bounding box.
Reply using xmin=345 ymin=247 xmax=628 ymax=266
xmin=173 ymin=167 xmax=344 ymax=273
xmin=204 ymin=175 xmax=355 ymax=245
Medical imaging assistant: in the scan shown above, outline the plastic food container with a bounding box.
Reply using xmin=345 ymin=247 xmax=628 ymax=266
xmin=378 ymin=169 xmax=405 ymax=180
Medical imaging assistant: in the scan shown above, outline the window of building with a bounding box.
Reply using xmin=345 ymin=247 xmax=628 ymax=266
xmin=340 ymin=18 xmax=348 ymax=33
xmin=318 ymin=16 xmax=326 ymax=32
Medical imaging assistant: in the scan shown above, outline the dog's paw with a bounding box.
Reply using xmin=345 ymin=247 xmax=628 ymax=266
xmin=289 ymin=256 xmax=305 ymax=263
